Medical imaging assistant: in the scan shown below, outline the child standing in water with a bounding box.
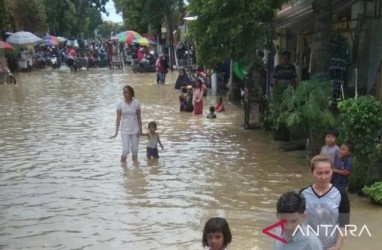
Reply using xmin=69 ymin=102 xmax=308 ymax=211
xmin=331 ymin=141 xmax=353 ymax=191
xmin=142 ymin=121 xmax=163 ymax=159
xmin=215 ymin=97 xmax=225 ymax=112
xmin=202 ymin=217 xmax=232 ymax=250
xmin=193 ymin=79 xmax=204 ymax=115
xmin=207 ymin=106 xmax=217 ymax=119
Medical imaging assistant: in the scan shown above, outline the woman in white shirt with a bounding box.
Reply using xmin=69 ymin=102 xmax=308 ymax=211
xmin=111 ymin=85 xmax=142 ymax=163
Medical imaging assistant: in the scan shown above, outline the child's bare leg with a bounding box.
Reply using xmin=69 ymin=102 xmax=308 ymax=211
xmin=120 ymin=155 xmax=127 ymax=163
xmin=132 ymin=154 xmax=138 ymax=162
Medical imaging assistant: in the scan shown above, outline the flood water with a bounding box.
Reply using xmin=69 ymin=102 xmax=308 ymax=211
xmin=0 ymin=66 xmax=381 ymax=250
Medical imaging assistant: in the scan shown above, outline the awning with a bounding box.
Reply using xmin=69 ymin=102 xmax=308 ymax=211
xmin=275 ymin=0 xmax=359 ymax=31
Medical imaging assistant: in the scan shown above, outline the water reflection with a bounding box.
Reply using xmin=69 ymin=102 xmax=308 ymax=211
xmin=0 ymin=68 xmax=381 ymax=249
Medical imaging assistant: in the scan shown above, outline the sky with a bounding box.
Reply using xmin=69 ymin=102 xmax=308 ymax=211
xmin=101 ymin=1 xmax=123 ymax=23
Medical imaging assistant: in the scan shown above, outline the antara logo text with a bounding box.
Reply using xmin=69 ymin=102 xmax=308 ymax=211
xmin=262 ymin=219 xmax=372 ymax=244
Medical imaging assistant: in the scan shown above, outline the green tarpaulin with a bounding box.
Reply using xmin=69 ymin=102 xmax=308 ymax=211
xmin=233 ymin=61 xmax=249 ymax=80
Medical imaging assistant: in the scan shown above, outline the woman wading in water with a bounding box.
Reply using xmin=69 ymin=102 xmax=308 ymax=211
xmin=111 ymin=85 xmax=142 ymax=164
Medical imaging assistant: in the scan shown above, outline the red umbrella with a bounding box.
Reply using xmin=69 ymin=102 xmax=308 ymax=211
xmin=0 ymin=41 xmax=14 ymax=50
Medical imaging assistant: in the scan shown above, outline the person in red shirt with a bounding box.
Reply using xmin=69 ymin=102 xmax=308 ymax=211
xmin=155 ymin=55 xmax=167 ymax=84
xmin=66 ymin=47 xmax=77 ymax=71
xmin=68 ymin=47 xmax=77 ymax=59
xmin=215 ymin=97 xmax=225 ymax=112
xmin=137 ymin=49 xmax=144 ymax=61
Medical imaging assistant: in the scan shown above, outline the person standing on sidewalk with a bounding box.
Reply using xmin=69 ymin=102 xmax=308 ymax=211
xmin=111 ymin=85 xmax=143 ymax=164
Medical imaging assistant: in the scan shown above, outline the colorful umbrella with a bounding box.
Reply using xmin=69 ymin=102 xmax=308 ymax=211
xmin=131 ymin=37 xmax=156 ymax=47
xmin=0 ymin=41 xmax=14 ymax=50
xmin=116 ymin=30 xmax=142 ymax=44
xmin=42 ymin=35 xmax=59 ymax=46
xmin=6 ymin=31 xmax=42 ymax=45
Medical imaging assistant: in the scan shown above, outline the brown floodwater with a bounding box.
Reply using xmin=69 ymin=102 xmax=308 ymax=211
xmin=0 ymin=66 xmax=381 ymax=250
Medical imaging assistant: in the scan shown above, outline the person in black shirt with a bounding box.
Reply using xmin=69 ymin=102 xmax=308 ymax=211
xmin=273 ymin=51 xmax=297 ymax=87
xmin=271 ymin=51 xmax=297 ymax=131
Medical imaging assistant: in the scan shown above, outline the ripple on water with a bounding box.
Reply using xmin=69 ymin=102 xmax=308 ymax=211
xmin=0 ymin=69 xmax=381 ymax=250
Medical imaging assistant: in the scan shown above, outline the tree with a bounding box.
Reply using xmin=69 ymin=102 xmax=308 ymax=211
xmin=44 ymin=0 xmax=103 ymax=37
xmin=44 ymin=0 xmax=76 ymax=36
xmin=114 ymin=0 xmax=151 ymax=33
xmin=188 ymin=0 xmax=286 ymax=100
xmin=89 ymin=0 xmax=109 ymax=13
xmin=0 ymin=0 xmax=11 ymax=39
xmin=96 ymin=21 xmax=124 ymax=37
xmin=6 ymin=0 xmax=47 ymax=33
xmin=310 ymin=0 xmax=332 ymax=76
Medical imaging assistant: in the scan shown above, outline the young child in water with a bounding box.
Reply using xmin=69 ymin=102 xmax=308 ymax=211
xmin=207 ymin=106 xmax=217 ymax=119
xmin=215 ymin=97 xmax=225 ymax=112
xmin=331 ymin=141 xmax=353 ymax=191
xmin=202 ymin=217 xmax=232 ymax=250
xmin=141 ymin=121 xmax=163 ymax=159
xmin=320 ymin=129 xmax=340 ymax=165
xmin=274 ymin=192 xmax=322 ymax=250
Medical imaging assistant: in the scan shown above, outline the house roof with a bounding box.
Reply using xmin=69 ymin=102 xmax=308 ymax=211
xmin=275 ymin=0 xmax=358 ymax=32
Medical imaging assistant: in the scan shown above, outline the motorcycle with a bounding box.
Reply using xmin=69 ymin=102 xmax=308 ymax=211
xmin=66 ymin=57 xmax=78 ymax=72
xmin=50 ymin=55 xmax=61 ymax=69
xmin=132 ymin=54 xmax=156 ymax=73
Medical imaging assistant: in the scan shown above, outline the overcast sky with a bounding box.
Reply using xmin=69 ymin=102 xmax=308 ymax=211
xmin=101 ymin=1 xmax=123 ymax=23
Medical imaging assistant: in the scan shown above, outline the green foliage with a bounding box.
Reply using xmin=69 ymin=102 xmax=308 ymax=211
xmin=44 ymin=0 xmax=103 ymax=37
xmin=338 ymin=96 xmax=382 ymax=155
xmin=89 ymin=0 xmax=109 ymax=13
xmin=278 ymin=80 xmax=336 ymax=152
xmin=188 ymin=0 xmax=286 ymax=68
xmin=1 ymin=0 xmax=106 ymax=37
xmin=114 ymin=0 xmax=150 ymax=33
xmin=338 ymin=96 xmax=382 ymax=191
xmin=96 ymin=21 xmax=124 ymax=37
xmin=363 ymin=181 xmax=382 ymax=205
xmin=114 ymin=0 xmax=183 ymax=35
xmin=8 ymin=0 xmax=48 ymax=33
xmin=0 ymin=0 xmax=11 ymax=39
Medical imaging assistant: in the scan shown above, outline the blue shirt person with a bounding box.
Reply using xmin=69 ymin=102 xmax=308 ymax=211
xmin=331 ymin=142 xmax=354 ymax=191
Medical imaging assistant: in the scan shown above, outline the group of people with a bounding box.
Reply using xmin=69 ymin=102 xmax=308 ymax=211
xmin=175 ymin=68 xmax=225 ymax=118
xmin=202 ymin=153 xmax=351 ymax=250
xmin=110 ymin=80 xmax=227 ymax=164
xmin=110 ymin=79 xmax=353 ymax=249
xmin=200 ymin=128 xmax=353 ymax=250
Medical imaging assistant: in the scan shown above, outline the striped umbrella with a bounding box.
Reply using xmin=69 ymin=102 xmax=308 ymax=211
xmin=116 ymin=30 xmax=142 ymax=44
xmin=131 ymin=37 xmax=156 ymax=47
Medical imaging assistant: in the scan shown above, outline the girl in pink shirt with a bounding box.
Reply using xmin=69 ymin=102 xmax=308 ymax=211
xmin=193 ymin=79 xmax=204 ymax=115
xmin=215 ymin=97 xmax=225 ymax=112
